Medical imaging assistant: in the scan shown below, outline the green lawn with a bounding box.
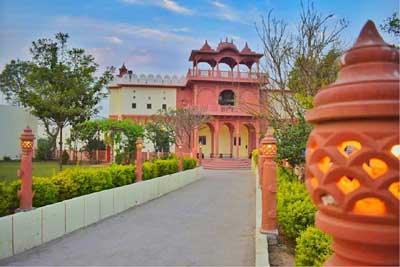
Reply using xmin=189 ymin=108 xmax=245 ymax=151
xmin=0 ymin=161 xmax=78 ymax=182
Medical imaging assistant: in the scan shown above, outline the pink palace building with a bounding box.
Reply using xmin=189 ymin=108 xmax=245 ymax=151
xmin=108 ymin=40 xmax=266 ymax=158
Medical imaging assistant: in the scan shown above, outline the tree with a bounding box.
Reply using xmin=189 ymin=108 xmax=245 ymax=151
xmin=0 ymin=33 xmax=114 ymax=169
xmin=250 ymin=1 xmax=347 ymax=122
xmin=145 ymin=120 xmax=174 ymax=152
xmin=35 ymin=138 xmax=53 ymax=160
xmin=75 ymin=119 xmax=144 ymax=164
xmin=154 ymin=107 xmax=210 ymax=150
xmin=380 ymin=12 xmax=400 ymax=38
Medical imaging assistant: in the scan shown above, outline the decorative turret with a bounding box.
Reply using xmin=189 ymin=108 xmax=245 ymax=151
xmin=200 ymin=40 xmax=214 ymax=52
xmin=241 ymin=42 xmax=253 ymax=54
xmin=118 ymin=63 xmax=128 ymax=77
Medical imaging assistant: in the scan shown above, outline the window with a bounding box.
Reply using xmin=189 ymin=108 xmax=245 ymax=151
xmin=163 ymin=97 xmax=166 ymax=100
xmin=233 ymin=137 xmax=241 ymax=146
xmin=199 ymin=136 xmax=206 ymax=145
xmin=132 ymin=103 xmax=136 ymax=109
xmin=133 ymin=96 xmax=136 ymax=99
xmin=147 ymin=103 xmax=152 ymax=109
xmin=148 ymin=96 xmax=151 ymax=100
xmin=218 ymin=90 xmax=235 ymax=106
xmin=162 ymin=104 xmax=167 ymax=110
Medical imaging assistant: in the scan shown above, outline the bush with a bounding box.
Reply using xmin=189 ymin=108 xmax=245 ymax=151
xmin=51 ymin=171 xmax=80 ymax=201
xmin=154 ymin=159 xmax=178 ymax=176
xmin=2 ymin=156 xmax=12 ymax=161
xmin=108 ymin=164 xmax=136 ymax=187
xmin=36 ymin=138 xmax=53 ymax=160
xmin=32 ymin=177 xmax=59 ymax=207
xmin=142 ymin=162 xmax=158 ymax=180
xmin=183 ymin=157 xmax=197 ymax=170
xmin=277 ymin=167 xmax=317 ymax=240
xmin=0 ymin=181 xmax=11 ymax=216
xmin=68 ymin=168 xmax=113 ymax=196
xmin=252 ymin=149 xmax=258 ymax=166
xmin=295 ymin=226 xmax=333 ymax=267
xmin=61 ymin=150 xmax=69 ymax=164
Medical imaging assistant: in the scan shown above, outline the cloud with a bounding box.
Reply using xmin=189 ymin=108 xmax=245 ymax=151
xmin=210 ymin=0 xmax=239 ymax=22
xmin=54 ymin=16 xmax=194 ymax=42
xmin=104 ymin=36 xmax=123 ymax=44
xmin=120 ymin=0 xmax=192 ymax=15
xmin=172 ymin=27 xmax=191 ymax=33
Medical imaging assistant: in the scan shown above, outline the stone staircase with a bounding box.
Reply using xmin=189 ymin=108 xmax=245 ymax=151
xmin=202 ymin=158 xmax=251 ymax=170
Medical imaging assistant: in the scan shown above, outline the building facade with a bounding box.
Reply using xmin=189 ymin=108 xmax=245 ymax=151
xmin=108 ymin=40 xmax=265 ymax=158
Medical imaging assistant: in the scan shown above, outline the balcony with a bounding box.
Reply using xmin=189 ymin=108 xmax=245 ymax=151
xmin=195 ymin=104 xmax=255 ymax=116
xmin=187 ymin=69 xmax=266 ymax=83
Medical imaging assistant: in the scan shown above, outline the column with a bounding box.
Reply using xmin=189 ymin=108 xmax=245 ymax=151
xmin=18 ymin=127 xmax=35 ymax=211
xmin=211 ymin=128 xmax=215 ymax=158
xmin=192 ymin=128 xmax=198 ymax=158
xmin=214 ymin=120 xmax=219 ymax=157
xmin=235 ymin=121 xmax=240 ymax=158
xmin=229 ymin=128 xmax=234 ymax=158
xmin=135 ymin=138 xmax=143 ymax=182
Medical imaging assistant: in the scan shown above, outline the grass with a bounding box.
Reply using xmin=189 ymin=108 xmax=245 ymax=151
xmin=0 ymin=161 xmax=78 ymax=182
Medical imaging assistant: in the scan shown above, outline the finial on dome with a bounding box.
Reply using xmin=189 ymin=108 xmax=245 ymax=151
xmin=118 ymin=63 xmax=128 ymax=77
xmin=226 ymin=37 xmax=228 ymax=42
xmin=353 ymin=20 xmax=386 ymax=48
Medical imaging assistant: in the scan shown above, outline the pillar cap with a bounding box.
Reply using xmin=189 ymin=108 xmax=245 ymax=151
xmin=307 ymin=20 xmax=399 ymax=123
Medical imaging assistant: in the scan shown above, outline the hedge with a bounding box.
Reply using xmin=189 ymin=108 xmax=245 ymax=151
xmin=183 ymin=157 xmax=197 ymax=170
xmin=0 ymin=158 xmax=197 ymax=217
xmin=277 ymin=167 xmax=317 ymax=240
xmin=295 ymin=226 xmax=333 ymax=266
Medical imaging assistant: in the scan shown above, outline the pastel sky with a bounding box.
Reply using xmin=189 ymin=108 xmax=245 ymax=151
xmin=0 ymin=0 xmax=398 ymax=116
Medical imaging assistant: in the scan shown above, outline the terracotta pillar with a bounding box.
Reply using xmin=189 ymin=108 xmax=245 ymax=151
xmin=229 ymin=128 xmax=234 ymax=157
xmin=135 ymin=138 xmax=143 ymax=182
xmin=18 ymin=127 xmax=35 ymax=211
xmin=305 ymin=21 xmax=399 ymax=266
xmin=198 ymin=145 xmax=203 ymax=166
xmin=211 ymin=128 xmax=214 ymax=158
xmin=259 ymin=131 xmax=278 ymax=235
xmin=235 ymin=121 xmax=240 ymax=158
xmin=177 ymin=144 xmax=183 ymax=171
xmin=193 ymin=128 xmax=198 ymax=159
xmin=214 ymin=121 xmax=220 ymax=157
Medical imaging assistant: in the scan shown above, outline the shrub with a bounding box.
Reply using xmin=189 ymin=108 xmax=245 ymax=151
xmin=68 ymin=168 xmax=113 ymax=196
xmin=108 ymin=164 xmax=136 ymax=187
xmin=183 ymin=157 xmax=197 ymax=170
xmin=52 ymin=171 xmax=80 ymax=201
xmin=154 ymin=159 xmax=178 ymax=176
xmin=142 ymin=162 xmax=158 ymax=180
xmin=252 ymin=149 xmax=259 ymax=166
xmin=32 ymin=177 xmax=59 ymax=207
xmin=2 ymin=156 xmax=12 ymax=161
xmin=295 ymin=226 xmax=333 ymax=267
xmin=277 ymin=167 xmax=317 ymax=240
xmin=61 ymin=150 xmax=69 ymax=164
xmin=0 ymin=180 xmax=21 ymax=217
xmin=36 ymin=138 xmax=53 ymax=160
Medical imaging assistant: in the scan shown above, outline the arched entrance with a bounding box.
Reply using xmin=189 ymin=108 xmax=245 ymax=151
xmin=198 ymin=123 xmax=214 ymax=158
xmin=218 ymin=123 xmax=233 ymax=157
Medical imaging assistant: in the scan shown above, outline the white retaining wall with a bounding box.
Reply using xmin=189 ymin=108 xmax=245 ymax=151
xmin=0 ymin=167 xmax=203 ymax=260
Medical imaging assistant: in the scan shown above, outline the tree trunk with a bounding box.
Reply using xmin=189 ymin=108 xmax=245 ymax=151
xmin=59 ymin=126 xmax=63 ymax=171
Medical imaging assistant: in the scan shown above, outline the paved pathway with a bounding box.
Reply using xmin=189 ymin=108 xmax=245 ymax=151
xmin=1 ymin=170 xmax=255 ymax=266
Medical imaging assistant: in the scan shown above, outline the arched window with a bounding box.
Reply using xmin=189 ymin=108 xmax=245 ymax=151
xmin=219 ymin=90 xmax=235 ymax=106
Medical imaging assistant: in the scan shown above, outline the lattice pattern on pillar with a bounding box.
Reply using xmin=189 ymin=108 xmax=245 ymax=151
xmin=306 ymin=131 xmax=399 ymax=220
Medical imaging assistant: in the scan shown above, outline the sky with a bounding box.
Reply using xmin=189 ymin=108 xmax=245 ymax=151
xmin=0 ymin=0 xmax=398 ymax=116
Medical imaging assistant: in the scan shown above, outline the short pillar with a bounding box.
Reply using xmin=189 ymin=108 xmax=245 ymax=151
xmin=18 ymin=127 xmax=35 ymax=211
xmin=135 ymin=138 xmax=143 ymax=182
xmin=305 ymin=21 xmax=399 ymax=266
xmin=177 ymin=144 xmax=183 ymax=171
xmin=259 ymin=130 xmax=278 ymax=235
xmin=198 ymin=145 xmax=203 ymax=166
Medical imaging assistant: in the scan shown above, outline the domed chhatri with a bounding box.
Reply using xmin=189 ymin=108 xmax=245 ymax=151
xmin=305 ymin=20 xmax=399 ymax=266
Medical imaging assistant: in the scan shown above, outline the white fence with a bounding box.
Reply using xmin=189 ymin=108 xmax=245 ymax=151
xmin=0 ymin=167 xmax=203 ymax=260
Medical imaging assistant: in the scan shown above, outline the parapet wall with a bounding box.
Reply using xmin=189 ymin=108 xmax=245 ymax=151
xmin=109 ymin=73 xmax=187 ymax=87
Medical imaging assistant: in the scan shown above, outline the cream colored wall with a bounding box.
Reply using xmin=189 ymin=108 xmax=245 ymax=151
xmin=109 ymin=87 xmax=177 ymax=116
xmin=219 ymin=125 xmax=231 ymax=155
xmin=198 ymin=125 xmax=212 ymax=157
xmin=239 ymin=124 xmax=249 ymax=158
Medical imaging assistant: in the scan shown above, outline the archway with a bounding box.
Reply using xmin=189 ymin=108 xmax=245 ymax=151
xmin=218 ymin=123 xmax=234 ymax=157
xmin=198 ymin=123 xmax=213 ymax=158
xmin=218 ymin=90 xmax=235 ymax=106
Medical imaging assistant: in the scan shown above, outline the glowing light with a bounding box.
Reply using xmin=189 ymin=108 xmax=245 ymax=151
xmin=310 ymin=177 xmax=319 ymax=188
xmin=318 ymin=156 xmax=332 ymax=173
xmin=338 ymin=141 xmax=362 ymax=158
xmin=336 ymin=176 xmax=360 ymax=194
xmin=389 ymin=182 xmax=399 ymax=200
xmin=353 ymin=197 xmax=386 ymax=216
xmin=362 ymin=158 xmax=388 ymax=179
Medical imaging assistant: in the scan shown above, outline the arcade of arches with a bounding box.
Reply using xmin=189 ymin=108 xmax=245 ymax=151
xmin=197 ymin=120 xmax=258 ymax=158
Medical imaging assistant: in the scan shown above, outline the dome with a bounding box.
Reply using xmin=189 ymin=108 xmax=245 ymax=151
xmin=216 ymin=40 xmax=239 ymax=53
